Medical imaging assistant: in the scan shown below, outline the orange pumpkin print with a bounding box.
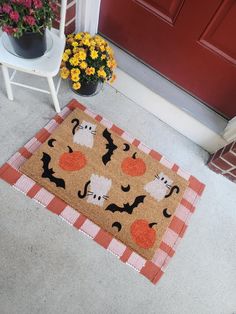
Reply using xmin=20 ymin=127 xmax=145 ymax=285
xmin=59 ymin=151 xmax=86 ymax=171
xmin=130 ymin=219 xmax=157 ymax=249
xmin=121 ymin=152 xmax=146 ymax=176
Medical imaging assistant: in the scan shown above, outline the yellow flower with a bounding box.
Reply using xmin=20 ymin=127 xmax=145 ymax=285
xmin=69 ymin=57 xmax=79 ymax=66
xmin=72 ymin=41 xmax=79 ymax=47
xmin=71 ymin=68 xmax=81 ymax=76
xmin=106 ymin=46 xmax=113 ymax=56
xmin=75 ymin=33 xmax=83 ymax=40
xmin=60 ymin=67 xmax=70 ymax=79
xmin=100 ymin=45 xmax=106 ymax=52
xmin=110 ymin=73 xmax=116 ymax=83
xmin=79 ymin=61 xmax=88 ymax=70
xmin=73 ymin=47 xmax=79 ymax=54
xmin=85 ymin=67 xmax=95 ymax=76
xmin=72 ymin=82 xmax=81 ymax=90
xmin=78 ymin=49 xmax=87 ymax=60
xmin=67 ymin=37 xmax=74 ymax=45
xmin=62 ymin=52 xmax=69 ymax=62
xmin=67 ymin=34 xmax=74 ymax=38
xmin=71 ymin=74 xmax=80 ymax=82
xmin=97 ymin=68 xmax=106 ymax=79
xmin=84 ymin=32 xmax=91 ymax=39
xmin=111 ymin=59 xmax=117 ymax=69
xmin=82 ymin=37 xmax=90 ymax=46
xmin=90 ymin=39 xmax=96 ymax=46
xmin=107 ymin=60 xmax=112 ymax=68
xmin=65 ymin=49 xmax=72 ymax=55
xmin=101 ymin=54 xmax=106 ymax=60
xmin=90 ymin=50 xmax=98 ymax=60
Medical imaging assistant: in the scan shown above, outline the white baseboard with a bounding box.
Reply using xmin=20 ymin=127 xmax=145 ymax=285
xmin=110 ymin=68 xmax=228 ymax=153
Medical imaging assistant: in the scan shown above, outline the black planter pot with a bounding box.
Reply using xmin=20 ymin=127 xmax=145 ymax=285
xmin=71 ymin=80 xmax=99 ymax=96
xmin=9 ymin=31 xmax=47 ymax=59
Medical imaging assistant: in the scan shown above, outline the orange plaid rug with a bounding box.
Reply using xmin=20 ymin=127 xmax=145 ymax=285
xmin=0 ymin=99 xmax=205 ymax=284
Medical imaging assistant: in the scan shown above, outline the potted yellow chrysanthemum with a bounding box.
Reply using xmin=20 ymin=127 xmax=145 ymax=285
xmin=60 ymin=32 xmax=117 ymax=96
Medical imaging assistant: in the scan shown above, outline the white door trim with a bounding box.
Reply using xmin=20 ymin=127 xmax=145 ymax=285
xmin=76 ymin=0 xmax=101 ymax=35
xmin=223 ymin=117 xmax=236 ymax=142
xmin=76 ymin=0 xmax=236 ymax=152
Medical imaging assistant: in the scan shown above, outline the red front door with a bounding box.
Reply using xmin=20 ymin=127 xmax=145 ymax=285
xmin=99 ymin=0 xmax=236 ymax=119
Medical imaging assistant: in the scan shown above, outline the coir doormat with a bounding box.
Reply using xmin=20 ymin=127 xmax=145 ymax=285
xmin=0 ymin=99 xmax=205 ymax=284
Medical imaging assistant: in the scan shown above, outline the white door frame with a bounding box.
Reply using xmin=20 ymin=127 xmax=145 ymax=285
xmin=76 ymin=0 xmax=236 ymax=149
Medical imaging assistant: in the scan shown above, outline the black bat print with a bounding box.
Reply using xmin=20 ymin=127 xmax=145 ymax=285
xmin=102 ymin=128 xmax=118 ymax=165
xmin=105 ymin=195 xmax=146 ymax=215
xmin=41 ymin=152 xmax=65 ymax=188
xmin=78 ymin=180 xmax=91 ymax=198
xmin=71 ymin=118 xmax=80 ymax=135
xmin=165 ymin=185 xmax=180 ymax=198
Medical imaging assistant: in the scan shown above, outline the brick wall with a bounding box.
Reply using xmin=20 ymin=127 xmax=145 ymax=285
xmin=207 ymin=141 xmax=236 ymax=183
xmin=53 ymin=0 xmax=76 ymax=35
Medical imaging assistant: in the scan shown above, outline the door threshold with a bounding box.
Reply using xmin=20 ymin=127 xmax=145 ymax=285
xmin=107 ymin=41 xmax=228 ymax=153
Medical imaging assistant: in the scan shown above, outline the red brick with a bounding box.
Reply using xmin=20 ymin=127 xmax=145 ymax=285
xmin=230 ymin=168 xmax=236 ymax=176
xmin=65 ymin=20 xmax=76 ymax=35
xmin=65 ymin=4 xmax=76 ymax=23
xmin=232 ymin=141 xmax=236 ymax=153
xmin=221 ymin=142 xmax=236 ymax=165
xmin=207 ymin=162 xmax=222 ymax=174
xmin=212 ymin=147 xmax=224 ymax=161
xmin=223 ymin=172 xmax=236 ymax=183
xmin=211 ymin=158 xmax=232 ymax=171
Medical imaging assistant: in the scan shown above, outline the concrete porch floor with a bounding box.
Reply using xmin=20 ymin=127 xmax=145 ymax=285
xmin=0 ymin=72 xmax=236 ymax=314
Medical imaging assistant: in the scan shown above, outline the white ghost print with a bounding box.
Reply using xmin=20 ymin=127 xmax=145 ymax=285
xmin=86 ymin=174 xmax=112 ymax=207
xmin=73 ymin=120 xmax=96 ymax=148
xmin=144 ymin=172 xmax=173 ymax=202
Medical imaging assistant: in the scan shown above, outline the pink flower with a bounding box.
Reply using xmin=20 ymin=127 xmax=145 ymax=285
xmin=50 ymin=2 xmax=58 ymax=13
xmin=2 ymin=3 xmax=12 ymax=13
xmin=2 ymin=25 xmax=14 ymax=35
xmin=33 ymin=0 xmax=42 ymax=9
xmin=10 ymin=10 xmax=20 ymax=22
xmin=23 ymin=0 xmax=32 ymax=8
xmin=23 ymin=15 xmax=36 ymax=26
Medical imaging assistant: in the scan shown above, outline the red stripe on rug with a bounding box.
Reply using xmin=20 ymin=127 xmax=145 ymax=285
xmin=94 ymin=229 xmax=113 ymax=249
xmin=189 ymin=176 xmax=205 ymax=196
xmin=35 ymin=128 xmax=51 ymax=143
xmin=111 ymin=125 xmax=124 ymax=136
xmin=95 ymin=114 xmax=103 ymax=122
xmin=172 ymin=164 xmax=179 ymax=172
xmin=120 ymin=248 xmax=133 ymax=263
xmin=74 ymin=215 xmax=87 ymax=229
xmin=54 ymin=115 xmax=64 ymax=124
xmin=27 ymin=184 xmax=42 ymax=198
xmin=140 ymin=261 xmax=163 ymax=284
xmin=181 ymin=198 xmax=195 ymax=212
xmin=47 ymin=197 xmax=67 ymax=215
xmin=18 ymin=147 xmax=32 ymax=159
xmin=149 ymin=149 xmax=162 ymax=161
xmin=169 ymin=216 xmax=186 ymax=235
xmin=68 ymin=99 xmax=86 ymax=111
xmin=132 ymin=139 xmax=140 ymax=147
xmin=159 ymin=242 xmax=175 ymax=257
xmin=0 ymin=164 xmax=21 ymax=185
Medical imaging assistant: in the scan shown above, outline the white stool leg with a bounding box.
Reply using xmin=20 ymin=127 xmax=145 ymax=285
xmin=47 ymin=76 xmax=61 ymax=113
xmin=1 ymin=65 xmax=13 ymax=100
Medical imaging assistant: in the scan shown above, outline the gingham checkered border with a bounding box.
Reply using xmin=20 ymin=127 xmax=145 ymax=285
xmin=0 ymin=99 xmax=205 ymax=284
